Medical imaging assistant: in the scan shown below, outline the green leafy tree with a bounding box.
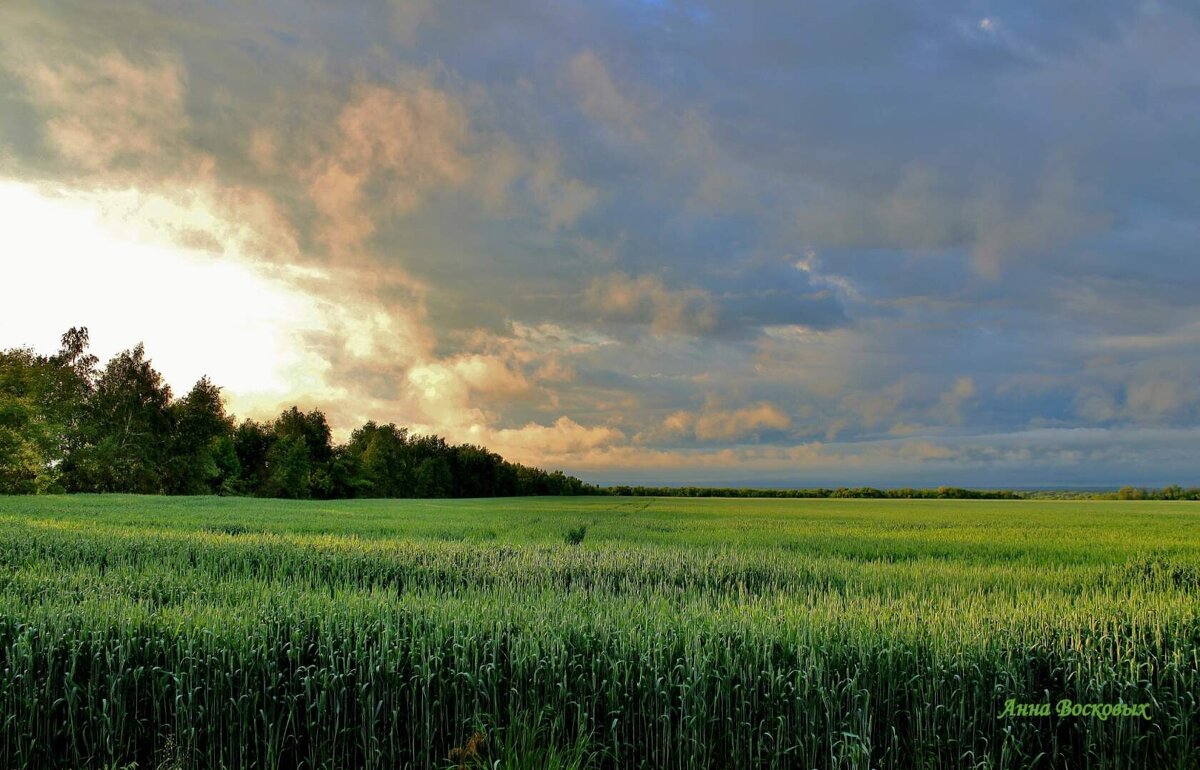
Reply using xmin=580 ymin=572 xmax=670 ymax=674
xmin=266 ymin=434 xmax=312 ymax=499
xmin=164 ymin=376 xmax=236 ymax=494
xmin=346 ymin=421 xmax=411 ymax=497
xmin=62 ymin=344 xmax=173 ymax=493
xmin=0 ymin=349 xmax=57 ymax=493
xmin=0 ymin=328 xmax=95 ymax=493
xmin=413 ymin=456 xmax=452 ymax=498
xmin=232 ymin=420 xmax=274 ymax=495
xmin=326 ymin=444 xmax=370 ymax=499
xmin=450 ymin=444 xmax=502 ymax=498
xmin=1 ymin=332 xmax=596 ymax=500
xmin=270 ymin=406 xmax=334 ymax=498
xmin=274 ymin=406 xmax=333 ymax=463
xmin=210 ymin=434 xmax=241 ymax=495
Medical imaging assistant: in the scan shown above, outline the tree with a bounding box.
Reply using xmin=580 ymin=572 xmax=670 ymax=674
xmin=164 ymin=377 xmax=236 ymax=494
xmin=274 ymin=406 xmax=333 ymax=464
xmin=0 ymin=329 xmax=96 ymax=493
xmin=1 ymin=333 xmax=597 ymax=500
xmin=326 ymin=444 xmax=370 ymax=499
xmin=51 ymin=328 xmax=97 ymax=473
xmin=62 ymin=344 xmax=173 ymax=493
xmin=56 ymin=327 xmax=98 ymax=383
xmin=265 ymin=434 xmax=311 ymax=499
xmin=345 ymin=421 xmax=411 ymax=497
xmin=210 ymin=434 xmax=241 ymax=495
xmin=0 ymin=349 xmax=56 ymax=493
xmin=413 ymin=456 xmax=452 ymax=498
xmin=450 ymin=444 xmax=502 ymax=498
xmin=232 ymin=420 xmax=274 ymax=495
xmin=270 ymin=406 xmax=334 ymax=498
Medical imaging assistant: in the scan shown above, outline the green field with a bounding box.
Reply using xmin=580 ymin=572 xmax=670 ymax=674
xmin=0 ymin=495 xmax=1197 ymax=769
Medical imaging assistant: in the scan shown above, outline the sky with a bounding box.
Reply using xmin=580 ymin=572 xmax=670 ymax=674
xmin=0 ymin=1 xmax=1198 ymax=487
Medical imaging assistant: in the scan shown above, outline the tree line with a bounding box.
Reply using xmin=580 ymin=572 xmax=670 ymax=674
xmin=605 ymin=485 xmax=1023 ymax=499
xmin=3 ymin=329 xmax=1194 ymax=501
xmin=610 ymin=485 xmax=1200 ymax=500
xmin=614 ymin=484 xmax=1200 ymax=498
xmin=0 ymin=328 xmax=594 ymax=498
xmin=1113 ymin=485 xmax=1200 ymax=501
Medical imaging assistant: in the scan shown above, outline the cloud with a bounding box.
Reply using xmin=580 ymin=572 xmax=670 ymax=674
xmin=410 ymin=353 xmax=529 ymax=409
xmin=564 ymin=46 xmax=752 ymax=211
xmin=513 ymin=436 xmax=966 ymax=478
xmin=662 ymin=401 xmax=792 ymax=442
xmin=1120 ymin=362 xmax=1199 ymax=424
xmin=1125 ymin=378 xmax=1184 ymax=422
xmin=19 ymin=51 xmax=174 ymax=159
xmin=5 ymin=45 xmax=209 ymax=178
xmin=489 ymin=416 xmax=624 ymax=457
xmin=966 ymin=159 xmax=1103 ymax=279
xmin=527 ymin=149 xmax=600 ymax=228
xmin=793 ymin=158 xmax=1104 ymax=279
xmin=934 ymin=377 xmax=977 ymax=424
xmin=709 ymin=404 xmax=789 ymax=441
xmin=1073 ymin=385 xmax=1119 ymax=423
xmin=389 ymin=0 xmax=437 ymax=45
xmin=556 ymin=426 xmax=1200 ymax=487
xmin=585 ymin=272 xmax=716 ymax=335
xmin=841 ymin=382 xmax=907 ymax=431
xmin=568 ymin=50 xmax=647 ymax=143
xmin=306 ymin=83 xmax=472 ymax=255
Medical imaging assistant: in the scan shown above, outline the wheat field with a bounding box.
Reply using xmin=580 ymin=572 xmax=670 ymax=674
xmin=0 ymin=495 xmax=1196 ymax=769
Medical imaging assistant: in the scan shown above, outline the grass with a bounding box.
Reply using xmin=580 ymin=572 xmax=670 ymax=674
xmin=0 ymin=494 xmax=1197 ymax=768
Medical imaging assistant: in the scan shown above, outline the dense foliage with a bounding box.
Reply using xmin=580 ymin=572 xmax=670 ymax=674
xmin=1112 ymin=484 xmax=1200 ymax=500
xmin=0 ymin=329 xmax=592 ymax=498
xmin=0 ymin=495 xmax=1197 ymax=769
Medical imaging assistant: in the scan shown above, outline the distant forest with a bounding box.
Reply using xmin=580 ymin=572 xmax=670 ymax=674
xmin=2 ymin=329 xmax=1195 ymax=500
xmin=604 ymin=486 xmax=1200 ymax=500
xmin=0 ymin=328 xmax=595 ymax=498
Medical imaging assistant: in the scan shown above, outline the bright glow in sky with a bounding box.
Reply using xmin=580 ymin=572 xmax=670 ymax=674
xmin=0 ymin=182 xmax=328 ymax=411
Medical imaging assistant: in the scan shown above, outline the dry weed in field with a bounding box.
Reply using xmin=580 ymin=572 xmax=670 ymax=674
xmin=448 ymin=731 xmax=486 ymax=768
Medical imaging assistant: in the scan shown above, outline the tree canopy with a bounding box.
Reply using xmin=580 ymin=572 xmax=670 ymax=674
xmin=0 ymin=329 xmax=594 ymax=498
